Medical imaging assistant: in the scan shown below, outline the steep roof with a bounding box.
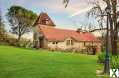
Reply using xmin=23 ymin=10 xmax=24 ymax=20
xmin=34 ymin=12 xmax=55 ymax=26
xmin=37 ymin=25 xmax=99 ymax=42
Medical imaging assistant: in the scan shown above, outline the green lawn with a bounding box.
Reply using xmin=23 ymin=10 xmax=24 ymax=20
xmin=0 ymin=45 xmax=97 ymax=78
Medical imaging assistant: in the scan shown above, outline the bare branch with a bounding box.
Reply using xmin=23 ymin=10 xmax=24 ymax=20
xmin=63 ymin=0 xmax=69 ymax=8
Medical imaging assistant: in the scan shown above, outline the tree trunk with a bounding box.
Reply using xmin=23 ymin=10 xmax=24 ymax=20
xmin=111 ymin=0 xmax=118 ymax=55
xmin=17 ymin=35 xmax=21 ymax=42
xmin=108 ymin=12 xmax=113 ymax=53
xmin=112 ymin=29 xmax=118 ymax=55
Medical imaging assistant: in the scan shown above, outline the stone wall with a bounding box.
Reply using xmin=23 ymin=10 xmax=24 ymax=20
xmin=47 ymin=37 xmax=101 ymax=54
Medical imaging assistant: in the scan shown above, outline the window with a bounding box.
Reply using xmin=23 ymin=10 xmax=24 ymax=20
xmin=66 ymin=40 xmax=70 ymax=45
xmin=71 ymin=40 xmax=73 ymax=45
xmin=46 ymin=19 xmax=49 ymax=24
xmin=66 ymin=40 xmax=73 ymax=46
xmin=55 ymin=42 xmax=58 ymax=44
xmin=52 ymin=42 xmax=55 ymax=44
xmin=52 ymin=41 xmax=58 ymax=44
xmin=42 ymin=19 xmax=46 ymax=25
xmin=84 ymin=42 xmax=86 ymax=47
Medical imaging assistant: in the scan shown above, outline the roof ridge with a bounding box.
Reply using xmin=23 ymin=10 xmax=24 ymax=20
xmin=39 ymin=25 xmax=99 ymax=42
xmin=40 ymin=25 xmax=78 ymax=32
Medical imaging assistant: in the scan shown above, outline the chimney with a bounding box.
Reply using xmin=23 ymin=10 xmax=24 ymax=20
xmin=82 ymin=30 xmax=87 ymax=33
xmin=76 ymin=28 xmax=81 ymax=33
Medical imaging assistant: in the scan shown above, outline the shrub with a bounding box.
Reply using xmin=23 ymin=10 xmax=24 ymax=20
xmin=98 ymin=52 xmax=106 ymax=64
xmin=16 ymin=39 xmax=33 ymax=48
xmin=110 ymin=55 xmax=119 ymax=69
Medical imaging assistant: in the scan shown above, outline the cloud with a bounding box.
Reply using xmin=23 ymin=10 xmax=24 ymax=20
xmin=69 ymin=6 xmax=93 ymax=17
xmin=69 ymin=0 xmax=107 ymax=17
xmin=1 ymin=0 xmax=105 ymax=30
xmin=28 ymin=0 xmax=93 ymax=15
xmin=1 ymin=0 xmax=107 ymax=17
xmin=29 ymin=0 xmax=65 ymax=13
xmin=2 ymin=0 xmax=100 ymax=16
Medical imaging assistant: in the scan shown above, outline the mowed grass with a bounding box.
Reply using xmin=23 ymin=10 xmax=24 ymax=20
xmin=0 ymin=45 xmax=97 ymax=78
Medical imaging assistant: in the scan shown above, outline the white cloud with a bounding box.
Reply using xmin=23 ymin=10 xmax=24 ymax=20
xmin=69 ymin=6 xmax=93 ymax=17
xmin=1 ymin=0 xmax=107 ymax=17
xmin=69 ymin=0 xmax=106 ymax=17
xmin=29 ymin=0 xmax=93 ymax=15
xmin=5 ymin=0 xmax=105 ymax=17
xmin=1 ymin=0 xmax=107 ymax=30
xmin=9 ymin=0 xmax=27 ymax=6
xmin=30 ymin=0 xmax=66 ymax=13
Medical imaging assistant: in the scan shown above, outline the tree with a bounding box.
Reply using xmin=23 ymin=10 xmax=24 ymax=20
xmin=6 ymin=5 xmax=37 ymax=42
xmin=0 ymin=10 xmax=5 ymax=35
xmin=63 ymin=0 xmax=119 ymax=74
xmin=0 ymin=10 xmax=1 ymax=25
xmin=63 ymin=0 xmax=119 ymax=55
xmin=89 ymin=0 xmax=118 ymax=55
xmin=0 ymin=10 xmax=7 ymax=44
xmin=110 ymin=0 xmax=118 ymax=55
xmin=63 ymin=0 xmax=69 ymax=8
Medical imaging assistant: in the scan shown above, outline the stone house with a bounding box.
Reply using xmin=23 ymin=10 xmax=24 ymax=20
xmin=33 ymin=12 xmax=101 ymax=54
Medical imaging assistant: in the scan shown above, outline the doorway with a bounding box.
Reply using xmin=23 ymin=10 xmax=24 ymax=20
xmin=87 ymin=46 xmax=97 ymax=55
xmin=39 ymin=37 xmax=44 ymax=48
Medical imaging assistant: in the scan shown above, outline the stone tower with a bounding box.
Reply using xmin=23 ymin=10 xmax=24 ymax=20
xmin=33 ymin=12 xmax=56 ymax=48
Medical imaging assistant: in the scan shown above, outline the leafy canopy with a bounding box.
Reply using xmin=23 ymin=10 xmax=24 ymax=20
xmin=6 ymin=5 xmax=38 ymax=41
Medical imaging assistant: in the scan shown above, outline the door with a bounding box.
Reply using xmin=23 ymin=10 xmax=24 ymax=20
xmin=39 ymin=37 xmax=44 ymax=48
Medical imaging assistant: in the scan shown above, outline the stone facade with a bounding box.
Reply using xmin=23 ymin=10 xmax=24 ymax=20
xmin=46 ymin=37 xmax=100 ymax=54
xmin=33 ymin=12 xmax=101 ymax=55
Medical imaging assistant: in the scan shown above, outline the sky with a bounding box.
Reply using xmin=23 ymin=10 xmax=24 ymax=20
xmin=0 ymin=0 xmax=105 ymax=30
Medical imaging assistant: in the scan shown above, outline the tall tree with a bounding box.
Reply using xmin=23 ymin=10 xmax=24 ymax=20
xmin=6 ymin=5 xmax=37 ymax=41
xmin=89 ymin=0 xmax=118 ymax=55
xmin=0 ymin=10 xmax=5 ymax=34
xmin=110 ymin=0 xmax=118 ymax=55
xmin=0 ymin=10 xmax=1 ymax=25
xmin=63 ymin=0 xmax=119 ymax=55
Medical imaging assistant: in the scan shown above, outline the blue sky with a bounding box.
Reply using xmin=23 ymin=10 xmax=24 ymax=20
xmin=0 ymin=0 xmax=101 ymax=30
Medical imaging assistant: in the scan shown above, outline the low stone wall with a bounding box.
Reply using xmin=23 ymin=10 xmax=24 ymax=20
xmin=47 ymin=41 xmax=101 ymax=55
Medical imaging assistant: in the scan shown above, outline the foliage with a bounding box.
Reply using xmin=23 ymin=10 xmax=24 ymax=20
xmin=0 ymin=24 xmax=5 ymax=36
xmin=0 ymin=33 xmax=33 ymax=48
xmin=63 ymin=0 xmax=119 ymax=55
xmin=17 ymin=38 xmax=33 ymax=48
xmin=9 ymin=38 xmax=33 ymax=48
xmin=88 ymin=0 xmax=119 ymax=55
xmin=0 ymin=11 xmax=1 ymax=22
xmin=0 ymin=45 xmax=97 ymax=78
xmin=98 ymin=52 xmax=106 ymax=64
xmin=0 ymin=12 xmax=6 ymax=43
xmin=6 ymin=5 xmax=37 ymax=41
xmin=87 ymin=1 xmax=106 ymax=29
xmin=110 ymin=55 xmax=119 ymax=69
xmin=0 ymin=12 xmax=5 ymax=34
xmin=98 ymin=52 xmax=119 ymax=69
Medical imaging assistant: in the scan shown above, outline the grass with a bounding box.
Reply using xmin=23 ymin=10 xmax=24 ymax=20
xmin=0 ymin=45 xmax=97 ymax=78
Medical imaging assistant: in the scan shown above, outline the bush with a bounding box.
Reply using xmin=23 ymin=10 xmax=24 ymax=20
xmin=17 ymin=39 xmax=33 ymax=48
xmin=0 ymin=34 xmax=33 ymax=48
xmin=98 ymin=52 xmax=106 ymax=63
xmin=98 ymin=52 xmax=119 ymax=69
xmin=110 ymin=55 xmax=119 ymax=69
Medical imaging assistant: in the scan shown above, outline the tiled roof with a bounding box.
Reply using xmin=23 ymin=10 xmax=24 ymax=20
xmin=38 ymin=25 xmax=99 ymax=42
xmin=34 ymin=12 xmax=55 ymax=26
